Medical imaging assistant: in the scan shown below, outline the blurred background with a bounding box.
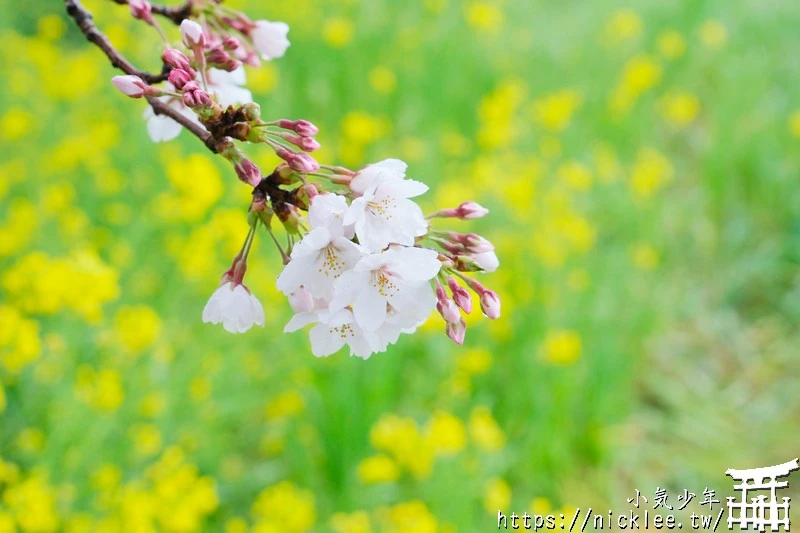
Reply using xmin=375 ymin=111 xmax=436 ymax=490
xmin=1 ymin=0 xmax=799 ymax=530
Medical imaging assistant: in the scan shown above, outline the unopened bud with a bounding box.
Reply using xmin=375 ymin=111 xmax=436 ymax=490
xmin=281 ymin=133 xmax=320 ymax=152
xmin=241 ymin=102 xmax=261 ymax=122
xmin=168 ymin=68 xmax=193 ymax=90
xmin=235 ymin=158 xmax=262 ymax=187
xmin=472 ymin=250 xmax=499 ymax=273
xmin=129 ymin=0 xmax=153 ymax=23
xmin=278 ymin=203 xmax=304 ymax=234
xmin=479 ymin=290 xmax=501 ymax=319
xmin=274 ymin=163 xmax=295 ymax=184
xmin=276 ymin=148 xmax=320 ymax=173
xmin=278 ymin=119 xmax=319 ymax=138
xmin=430 ymin=201 xmax=490 ymax=220
xmin=447 ymin=232 xmax=494 ymax=254
xmin=183 ymin=89 xmax=212 ymax=108
xmin=111 ymin=75 xmax=149 ymax=98
xmin=437 ymin=298 xmax=461 ymax=324
xmin=223 ymin=36 xmax=241 ymax=51
xmin=447 ymin=277 xmax=472 ymax=314
xmin=206 ymin=47 xmax=241 ymax=72
xmin=446 ymin=318 xmax=467 ymax=345
xmin=457 ymin=201 xmax=489 ymax=219
xmin=181 ymin=80 xmax=201 ymax=92
xmin=435 ymin=284 xmax=461 ymax=323
xmin=162 ymin=49 xmax=194 ymax=73
xmin=180 ymin=19 xmax=205 ymax=48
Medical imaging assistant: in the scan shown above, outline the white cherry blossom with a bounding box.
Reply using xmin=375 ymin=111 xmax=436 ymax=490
xmin=348 ymin=158 xmax=408 ymax=196
xmin=251 ymin=20 xmax=290 ymax=60
xmin=329 ymin=246 xmax=441 ymax=331
xmin=285 ymin=308 xmax=378 ymax=359
xmin=202 ymin=281 xmax=265 ymax=333
xmin=276 ymin=194 xmax=364 ymax=301
xmin=344 ymin=176 xmax=429 ymax=252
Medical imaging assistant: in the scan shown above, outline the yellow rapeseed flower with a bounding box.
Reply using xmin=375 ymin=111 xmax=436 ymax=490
xmin=700 ymin=20 xmax=727 ymax=50
xmin=557 ymin=161 xmax=593 ymax=191
xmin=0 ymin=305 xmax=42 ymax=374
xmin=629 ymin=147 xmax=674 ymax=199
xmin=788 ymin=110 xmax=800 ymax=138
xmin=131 ymin=424 xmax=163 ymax=457
xmin=114 ymin=305 xmax=162 ymax=353
xmin=357 ymin=454 xmax=400 ymax=484
xmin=657 ymin=29 xmax=686 ymax=59
xmin=264 ymin=390 xmax=305 ymax=420
xmin=375 ymin=500 xmax=439 ymax=533
xmin=323 ymin=17 xmax=354 ymax=48
xmin=603 ymin=9 xmax=642 ymax=44
xmin=468 ymin=406 xmax=506 ymax=451
xmin=483 ymin=477 xmax=511 ymax=513
xmin=1 ymin=107 xmax=34 ymax=140
xmin=531 ymin=89 xmax=583 ymax=132
xmin=330 ymin=511 xmax=371 ymax=533
xmin=659 ymin=91 xmax=701 ymax=127
xmin=543 ymin=329 xmax=582 ymax=365
xmin=425 ymin=411 xmax=467 ymax=456
xmin=252 ymin=481 xmax=316 ymax=533
xmin=369 ymin=66 xmax=397 ymax=94
xmin=465 ymin=2 xmax=504 ymax=33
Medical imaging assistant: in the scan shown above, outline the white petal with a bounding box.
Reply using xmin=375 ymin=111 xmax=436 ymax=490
xmin=284 ymin=311 xmax=319 ymax=332
xmin=388 ymin=246 xmax=441 ymax=281
xmin=353 ymin=287 xmax=387 ymax=331
xmin=388 ymin=179 xmax=428 ymax=199
xmin=473 ymin=250 xmax=500 ymax=272
xmin=329 ymin=270 xmax=370 ymax=312
xmin=309 ymin=323 xmax=345 ymax=357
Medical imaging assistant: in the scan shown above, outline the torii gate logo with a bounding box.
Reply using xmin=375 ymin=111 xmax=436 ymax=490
xmin=726 ymin=459 xmax=799 ymax=532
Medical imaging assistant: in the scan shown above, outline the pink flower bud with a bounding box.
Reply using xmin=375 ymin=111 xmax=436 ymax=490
xmin=180 ymin=19 xmax=205 ymax=48
xmin=302 ymin=183 xmax=319 ymax=202
xmin=235 ymin=158 xmax=262 ymax=187
xmin=435 ymin=283 xmax=461 ymax=323
xmin=181 ymin=80 xmax=201 ymax=93
xmin=183 ymin=89 xmax=212 ymax=108
xmin=479 ymin=290 xmax=501 ymax=319
xmin=168 ymin=68 xmax=193 ymax=90
xmin=206 ymin=48 xmax=242 ymax=72
xmin=223 ymin=36 xmax=241 ymax=51
xmin=437 ymin=298 xmax=461 ymax=324
xmin=446 ymin=318 xmax=467 ymax=345
xmin=447 ymin=277 xmax=472 ymax=314
xmin=281 ymin=133 xmax=320 ymax=152
xmin=288 ymin=288 xmax=314 ymax=313
xmin=277 ymin=119 xmax=319 ymax=137
xmin=112 ymin=75 xmax=148 ymax=98
xmin=129 ymin=0 xmax=153 ymax=23
xmin=162 ymin=49 xmax=193 ymax=73
xmin=276 ymin=148 xmax=320 ymax=173
xmin=446 ymin=232 xmax=494 ymax=254
xmin=457 ymin=201 xmax=489 ymax=219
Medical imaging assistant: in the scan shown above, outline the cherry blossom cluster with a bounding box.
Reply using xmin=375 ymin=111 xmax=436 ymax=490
xmin=95 ymin=0 xmax=501 ymax=358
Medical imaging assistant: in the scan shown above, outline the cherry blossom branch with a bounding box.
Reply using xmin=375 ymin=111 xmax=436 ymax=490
xmin=65 ymin=0 xmax=169 ymax=83
xmin=110 ymin=0 xmax=194 ymax=25
xmin=65 ymin=0 xmax=218 ymax=152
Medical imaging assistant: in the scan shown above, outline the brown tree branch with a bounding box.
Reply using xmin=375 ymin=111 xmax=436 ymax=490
xmin=110 ymin=0 xmax=194 ymax=25
xmin=65 ymin=0 xmax=218 ymax=153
